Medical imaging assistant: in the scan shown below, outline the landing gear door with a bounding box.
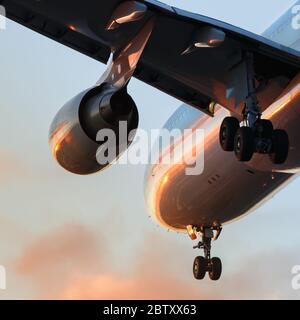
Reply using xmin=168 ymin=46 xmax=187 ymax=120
xmin=226 ymin=60 xmax=248 ymax=113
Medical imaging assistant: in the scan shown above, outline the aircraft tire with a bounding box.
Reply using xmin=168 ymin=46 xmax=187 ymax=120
xmin=219 ymin=117 xmax=240 ymax=151
xmin=209 ymin=257 xmax=222 ymax=281
xmin=193 ymin=256 xmax=206 ymax=280
xmin=234 ymin=127 xmax=254 ymax=162
xmin=269 ymin=129 xmax=289 ymax=164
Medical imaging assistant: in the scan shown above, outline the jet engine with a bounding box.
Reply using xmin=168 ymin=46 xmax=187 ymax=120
xmin=49 ymin=84 xmax=139 ymax=175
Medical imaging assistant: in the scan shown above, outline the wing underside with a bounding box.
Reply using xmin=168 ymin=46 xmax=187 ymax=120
xmin=3 ymin=0 xmax=300 ymax=115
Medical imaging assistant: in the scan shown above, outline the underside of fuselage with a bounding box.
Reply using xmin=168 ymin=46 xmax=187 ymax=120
xmin=153 ymin=144 xmax=292 ymax=230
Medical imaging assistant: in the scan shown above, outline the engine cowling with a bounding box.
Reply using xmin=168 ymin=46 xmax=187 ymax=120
xmin=49 ymin=84 xmax=139 ymax=175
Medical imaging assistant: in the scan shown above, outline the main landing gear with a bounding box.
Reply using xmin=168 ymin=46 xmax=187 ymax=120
xmin=188 ymin=224 xmax=223 ymax=281
xmin=219 ymin=53 xmax=289 ymax=164
xmin=219 ymin=117 xmax=289 ymax=164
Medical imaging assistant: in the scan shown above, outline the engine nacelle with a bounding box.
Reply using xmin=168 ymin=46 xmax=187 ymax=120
xmin=49 ymin=84 xmax=139 ymax=175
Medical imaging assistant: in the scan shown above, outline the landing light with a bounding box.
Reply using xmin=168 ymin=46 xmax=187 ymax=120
xmin=187 ymin=225 xmax=197 ymax=241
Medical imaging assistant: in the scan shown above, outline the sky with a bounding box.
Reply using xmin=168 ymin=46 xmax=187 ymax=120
xmin=0 ymin=0 xmax=299 ymax=299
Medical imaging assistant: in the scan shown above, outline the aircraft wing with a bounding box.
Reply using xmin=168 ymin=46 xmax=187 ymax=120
xmin=4 ymin=0 xmax=300 ymax=115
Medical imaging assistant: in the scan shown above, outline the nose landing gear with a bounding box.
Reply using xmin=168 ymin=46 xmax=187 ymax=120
xmin=189 ymin=225 xmax=223 ymax=281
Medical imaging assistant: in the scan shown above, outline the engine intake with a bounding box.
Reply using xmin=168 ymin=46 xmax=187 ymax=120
xmin=49 ymin=84 xmax=139 ymax=175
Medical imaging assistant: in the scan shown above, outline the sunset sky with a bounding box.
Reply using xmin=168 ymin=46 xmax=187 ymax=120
xmin=0 ymin=0 xmax=299 ymax=299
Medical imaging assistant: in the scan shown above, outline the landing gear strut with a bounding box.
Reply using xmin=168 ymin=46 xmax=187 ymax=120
xmin=190 ymin=225 xmax=223 ymax=281
xmin=219 ymin=52 xmax=289 ymax=164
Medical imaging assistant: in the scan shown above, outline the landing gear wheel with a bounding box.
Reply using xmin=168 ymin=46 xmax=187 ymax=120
xmin=255 ymin=119 xmax=273 ymax=139
xmin=219 ymin=117 xmax=240 ymax=151
xmin=193 ymin=256 xmax=206 ymax=280
xmin=209 ymin=257 xmax=222 ymax=281
xmin=270 ymin=129 xmax=289 ymax=164
xmin=234 ymin=127 xmax=254 ymax=162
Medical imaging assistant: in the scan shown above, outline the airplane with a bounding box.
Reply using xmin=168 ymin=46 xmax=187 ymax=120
xmin=3 ymin=0 xmax=300 ymax=281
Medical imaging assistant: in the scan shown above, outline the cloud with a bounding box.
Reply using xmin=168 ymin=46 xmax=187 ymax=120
xmin=63 ymin=239 xmax=298 ymax=300
xmin=14 ymin=224 xmax=108 ymax=298
xmin=14 ymin=227 xmax=203 ymax=299
xmin=14 ymin=225 xmax=299 ymax=300
xmin=63 ymin=273 xmax=198 ymax=300
xmin=63 ymin=233 xmax=202 ymax=300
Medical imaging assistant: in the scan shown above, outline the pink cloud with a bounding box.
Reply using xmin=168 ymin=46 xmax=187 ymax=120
xmin=14 ymin=224 xmax=298 ymax=300
xmin=15 ymin=224 xmax=107 ymax=297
